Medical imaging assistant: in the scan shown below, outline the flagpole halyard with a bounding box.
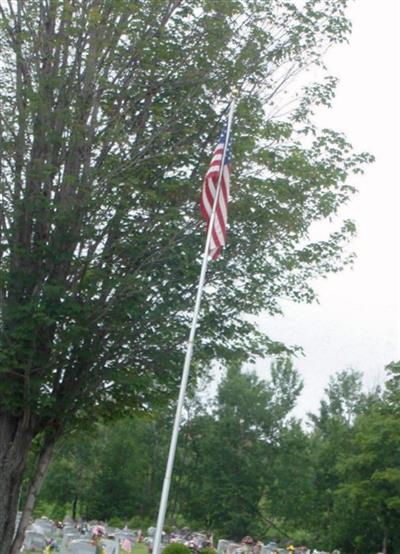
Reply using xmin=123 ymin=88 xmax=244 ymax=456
xmin=152 ymin=98 xmax=236 ymax=554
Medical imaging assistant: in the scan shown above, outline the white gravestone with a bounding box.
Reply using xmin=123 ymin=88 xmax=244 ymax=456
xmin=68 ymin=539 xmax=96 ymax=553
xmin=23 ymin=530 xmax=47 ymax=550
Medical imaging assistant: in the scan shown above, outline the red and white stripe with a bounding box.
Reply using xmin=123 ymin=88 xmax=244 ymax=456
xmin=200 ymin=141 xmax=231 ymax=260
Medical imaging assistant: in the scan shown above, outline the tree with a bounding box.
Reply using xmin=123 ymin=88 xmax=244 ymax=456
xmin=82 ymin=416 xmax=172 ymax=522
xmin=264 ymin=420 xmax=314 ymax=535
xmin=173 ymin=359 xmax=303 ymax=538
xmin=328 ymin=363 xmax=400 ymax=553
xmin=33 ymin=432 xmax=99 ymax=521
xmin=384 ymin=361 xmax=400 ymax=413
xmin=334 ymin=409 xmax=400 ymax=554
xmin=35 ymin=412 xmax=176 ymax=524
xmin=305 ymin=370 xmax=366 ymax=547
xmin=0 ymin=1 xmax=371 ymax=551
xmin=34 ymin=359 xmax=303 ymax=535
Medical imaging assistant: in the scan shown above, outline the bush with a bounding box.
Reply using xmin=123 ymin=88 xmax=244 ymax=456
xmin=127 ymin=515 xmax=154 ymax=530
xmin=162 ymin=544 xmax=191 ymax=554
xmin=200 ymin=548 xmax=216 ymax=554
xmin=107 ymin=516 xmax=125 ymax=528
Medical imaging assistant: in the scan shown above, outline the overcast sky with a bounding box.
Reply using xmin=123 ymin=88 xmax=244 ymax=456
xmin=255 ymin=0 xmax=400 ymax=418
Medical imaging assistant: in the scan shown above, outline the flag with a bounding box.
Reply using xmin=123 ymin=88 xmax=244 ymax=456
xmin=121 ymin=538 xmax=132 ymax=553
xmin=200 ymin=125 xmax=232 ymax=259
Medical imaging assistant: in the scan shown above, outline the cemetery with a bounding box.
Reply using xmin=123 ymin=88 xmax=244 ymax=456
xmin=17 ymin=516 xmax=339 ymax=554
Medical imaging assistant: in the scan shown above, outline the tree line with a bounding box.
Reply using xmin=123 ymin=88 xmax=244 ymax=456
xmin=34 ymin=360 xmax=400 ymax=554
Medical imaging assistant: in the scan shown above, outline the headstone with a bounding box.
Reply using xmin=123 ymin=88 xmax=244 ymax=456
xmin=34 ymin=517 xmax=55 ymax=536
xmin=218 ymin=539 xmax=231 ymax=554
xmin=103 ymin=537 xmax=119 ymax=554
xmin=23 ymin=530 xmax=47 ymax=550
xmin=192 ymin=533 xmax=207 ymax=549
xmin=61 ymin=531 xmax=81 ymax=550
xmin=227 ymin=543 xmax=240 ymax=554
xmin=116 ymin=531 xmax=136 ymax=544
xmin=68 ymin=539 xmax=96 ymax=554
xmin=63 ymin=524 xmax=77 ymax=535
xmin=261 ymin=548 xmax=274 ymax=554
xmin=262 ymin=545 xmax=279 ymax=554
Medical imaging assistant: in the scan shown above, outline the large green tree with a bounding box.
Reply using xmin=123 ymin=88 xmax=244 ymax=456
xmin=334 ymin=409 xmax=400 ymax=554
xmin=172 ymin=359 xmax=303 ymax=538
xmin=329 ymin=363 xmax=400 ymax=553
xmin=37 ymin=416 xmax=170 ymax=523
xmin=35 ymin=365 xmax=398 ymax=553
xmin=32 ymin=432 xmax=99 ymax=521
xmin=264 ymin=420 xmax=314 ymax=537
xmin=36 ymin=359 xmax=302 ymax=532
xmin=0 ymin=1 xmax=371 ymax=551
xmin=305 ymin=370 xmax=365 ymax=546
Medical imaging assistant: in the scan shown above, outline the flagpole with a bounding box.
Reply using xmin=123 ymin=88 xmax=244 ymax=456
xmin=152 ymin=98 xmax=236 ymax=554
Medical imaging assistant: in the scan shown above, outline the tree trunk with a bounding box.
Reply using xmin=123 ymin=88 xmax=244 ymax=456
xmin=382 ymin=527 xmax=388 ymax=554
xmin=11 ymin=438 xmax=56 ymax=554
xmin=72 ymin=494 xmax=78 ymax=521
xmin=0 ymin=413 xmax=34 ymax=554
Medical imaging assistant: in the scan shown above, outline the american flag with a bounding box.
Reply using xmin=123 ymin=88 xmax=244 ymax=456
xmin=200 ymin=126 xmax=232 ymax=260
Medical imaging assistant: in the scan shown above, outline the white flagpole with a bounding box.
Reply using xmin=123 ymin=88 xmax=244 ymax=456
xmin=152 ymin=98 xmax=236 ymax=554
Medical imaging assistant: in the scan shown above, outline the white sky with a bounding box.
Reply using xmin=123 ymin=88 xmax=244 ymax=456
xmin=255 ymin=0 xmax=400 ymax=418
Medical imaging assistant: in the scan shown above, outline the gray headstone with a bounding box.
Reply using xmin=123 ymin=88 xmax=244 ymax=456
xmin=34 ymin=517 xmax=55 ymax=536
xmin=103 ymin=537 xmax=119 ymax=554
xmin=24 ymin=530 xmax=47 ymax=550
xmin=116 ymin=531 xmax=135 ymax=542
xmin=68 ymin=539 xmax=96 ymax=554
xmin=227 ymin=543 xmax=240 ymax=554
xmin=217 ymin=539 xmax=231 ymax=554
xmin=62 ymin=531 xmax=81 ymax=550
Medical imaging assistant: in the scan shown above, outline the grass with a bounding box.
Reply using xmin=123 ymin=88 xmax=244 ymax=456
xmin=132 ymin=543 xmax=149 ymax=554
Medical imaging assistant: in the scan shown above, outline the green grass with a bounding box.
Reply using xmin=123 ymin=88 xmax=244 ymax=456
xmin=133 ymin=543 xmax=149 ymax=554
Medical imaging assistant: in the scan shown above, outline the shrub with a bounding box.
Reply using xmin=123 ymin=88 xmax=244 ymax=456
xmin=127 ymin=515 xmax=153 ymax=530
xmin=162 ymin=543 xmax=192 ymax=554
xmin=200 ymin=548 xmax=217 ymax=554
xmin=107 ymin=516 xmax=125 ymax=528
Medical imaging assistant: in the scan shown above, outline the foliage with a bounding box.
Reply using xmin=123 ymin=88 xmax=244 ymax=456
xmin=107 ymin=516 xmax=126 ymax=528
xmin=264 ymin=421 xmax=314 ymax=529
xmin=38 ymin=415 xmax=173 ymax=522
xmin=162 ymin=544 xmax=191 ymax=554
xmin=199 ymin=548 xmax=216 ymax=554
xmin=333 ymin=409 xmax=400 ymax=553
xmin=0 ymin=0 xmax=371 ymax=436
xmin=37 ymin=358 xmax=303 ymax=535
xmin=384 ymin=360 xmax=400 ymax=413
xmin=128 ymin=515 xmax=155 ymax=533
xmin=162 ymin=359 xmax=302 ymax=538
xmin=32 ymin=430 xmax=98 ymax=519
xmin=36 ymin=363 xmax=400 ymax=553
